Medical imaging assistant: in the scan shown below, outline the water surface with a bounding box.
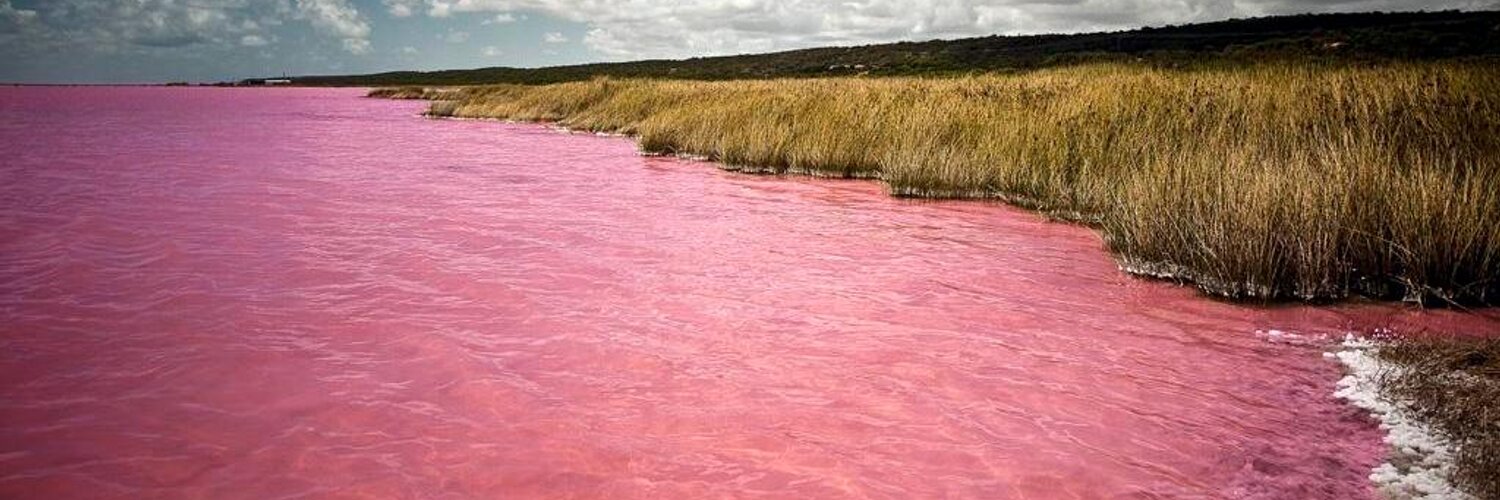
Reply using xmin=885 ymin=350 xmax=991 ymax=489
xmin=2 ymin=87 xmax=1497 ymax=498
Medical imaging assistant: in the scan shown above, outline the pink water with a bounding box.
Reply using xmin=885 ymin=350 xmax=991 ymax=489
xmin=2 ymin=87 xmax=1497 ymax=499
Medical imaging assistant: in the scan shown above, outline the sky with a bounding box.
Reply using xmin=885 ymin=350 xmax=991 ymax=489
xmin=1 ymin=0 xmax=1496 ymax=83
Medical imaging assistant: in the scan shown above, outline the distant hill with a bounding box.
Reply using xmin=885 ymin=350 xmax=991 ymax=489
xmin=276 ymin=10 xmax=1500 ymax=86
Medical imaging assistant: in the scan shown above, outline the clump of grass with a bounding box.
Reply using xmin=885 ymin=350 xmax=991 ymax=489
xmin=396 ymin=61 xmax=1500 ymax=304
xmin=426 ymin=100 xmax=460 ymax=117
xmin=1379 ymin=337 xmax=1500 ymax=499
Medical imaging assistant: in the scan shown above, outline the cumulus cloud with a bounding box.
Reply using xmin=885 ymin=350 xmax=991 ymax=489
xmin=295 ymin=0 xmax=372 ymax=53
xmin=482 ymin=45 xmax=503 ymax=56
xmin=385 ymin=0 xmax=422 ymax=17
xmin=542 ymin=31 xmax=568 ymax=43
xmin=481 ymin=13 xmax=518 ymax=24
xmin=3 ymin=0 xmax=372 ymax=55
xmin=405 ymin=0 xmax=1500 ymax=59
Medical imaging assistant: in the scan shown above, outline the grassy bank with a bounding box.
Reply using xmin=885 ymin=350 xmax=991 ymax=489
xmin=1379 ymin=337 xmax=1500 ymax=499
xmin=365 ymin=86 xmax=457 ymax=100
xmin=397 ymin=61 xmax=1500 ymax=304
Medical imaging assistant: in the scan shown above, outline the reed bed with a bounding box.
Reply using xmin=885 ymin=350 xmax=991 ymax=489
xmin=405 ymin=62 xmax=1500 ymax=304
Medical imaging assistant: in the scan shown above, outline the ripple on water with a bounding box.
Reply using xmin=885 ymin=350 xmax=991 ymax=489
xmin=1 ymin=87 xmax=1498 ymax=499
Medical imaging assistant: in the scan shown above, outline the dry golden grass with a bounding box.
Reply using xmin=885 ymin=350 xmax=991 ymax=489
xmin=1380 ymin=337 xmax=1500 ymax=499
xmin=366 ymin=86 xmax=459 ymax=100
xmin=402 ymin=61 xmax=1500 ymax=303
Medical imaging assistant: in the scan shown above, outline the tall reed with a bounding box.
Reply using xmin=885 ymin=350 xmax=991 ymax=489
xmin=408 ymin=62 xmax=1500 ymax=303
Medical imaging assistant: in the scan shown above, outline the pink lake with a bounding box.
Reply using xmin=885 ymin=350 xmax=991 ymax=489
xmin=1 ymin=87 xmax=1497 ymax=499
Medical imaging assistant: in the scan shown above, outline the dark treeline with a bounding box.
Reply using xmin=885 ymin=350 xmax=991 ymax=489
xmin=274 ymin=10 xmax=1500 ymax=86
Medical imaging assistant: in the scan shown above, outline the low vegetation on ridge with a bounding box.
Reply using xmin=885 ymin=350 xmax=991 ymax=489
xmin=397 ymin=61 xmax=1500 ymax=304
xmin=303 ymin=11 xmax=1499 ymax=86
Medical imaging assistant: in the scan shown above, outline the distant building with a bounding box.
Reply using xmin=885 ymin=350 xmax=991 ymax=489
xmin=263 ymin=79 xmax=292 ymax=85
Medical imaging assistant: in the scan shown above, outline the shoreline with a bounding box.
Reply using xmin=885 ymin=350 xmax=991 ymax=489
xmin=372 ymin=66 xmax=1500 ymax=497
xmin=448 ymin=104 xmax=1500 ymax=500
xmin=387 ymin=62 xmax=1500 ymax=306
xmin=1333 ymin=334 xmax=1500 ymax=499
xmin=1333 ymin=337 xmax=1472 ymax=500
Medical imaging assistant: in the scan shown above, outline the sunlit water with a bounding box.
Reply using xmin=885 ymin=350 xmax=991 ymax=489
xmin=2 ymin=87 xmax=1497 ymax=499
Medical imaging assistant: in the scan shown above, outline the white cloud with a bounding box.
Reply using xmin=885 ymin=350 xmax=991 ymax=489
xmin=295 ymin=0 xmax=372 ymax=53
xmin=397 ymin=0 xmax=1500 ymax=60
xmin=385 ymin=0 xmax=421 ymax=17
xmin=427 ymin=1 xmax=454 ymax=17
xmin=446 ymin=30 xmax=471 ymax=43
xmin=341 ymin=37 xmax=372 ymax=54
xmin=543 ymin=31 xmax=568 ymax=43
xmin=240 ymin=34 xmax=269 ymax=46
xmin=401 ymin=45 xmax=420 ymax=54
xmin=482 ymin=45 xmax=503 ymax=56
xmin=481 ymin=13 xmax=517 ymax=24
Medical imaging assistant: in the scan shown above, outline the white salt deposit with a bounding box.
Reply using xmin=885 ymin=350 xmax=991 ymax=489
xmin=1329 ymin=335 xmax=1473 ymax=500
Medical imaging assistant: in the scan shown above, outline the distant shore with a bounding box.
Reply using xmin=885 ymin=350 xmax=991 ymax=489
xmin=309 ymin=10 xmax=1500 ymax=87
